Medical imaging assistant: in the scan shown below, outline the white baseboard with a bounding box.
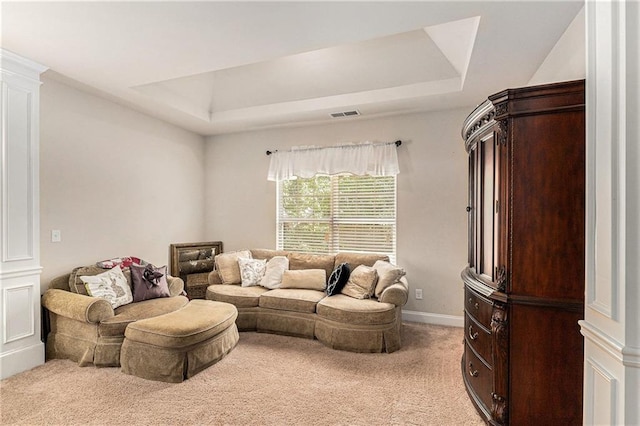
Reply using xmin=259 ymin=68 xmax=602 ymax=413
xmin=402 ymin=310 xmax=464 ymax=328
xmin=0 ymin=342 xmax=45 ymax=380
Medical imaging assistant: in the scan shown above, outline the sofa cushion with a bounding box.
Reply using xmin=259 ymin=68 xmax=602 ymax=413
xmin=372 ymin=260 xmax=406 ymax=298
xmin=80 ymin=266 xmax=133 ymax=309
xmin=259 ymin=289 xmax=326 ymax=314
xmin=280 ymin=269 xmax=326 ymax=291
xmin=260 ymin=256 xmax=289 ymax=289
xmin=334 ymin=253 xmax=389 ymax=271
xmin=288 ymin=252 xmax=335 ymax=281
xmin=250 ymin=248 xmax=289 ymax=261
xmin=98 ymin=295 xmax=189 ymax=337
xmin=214 ymin=250 xmax=252 ymax=284
xmin=317 ymin=294 xmax=396 ymax=325
xmin=238 ymin=257 xmax=267 ymax=287
xmin=124 ymin=300 xmax=237 ymax=349
xmin=206 ymin=284 xmax=268 ymax=308
xmin=341 ymin=265 xmax=378 ymax=299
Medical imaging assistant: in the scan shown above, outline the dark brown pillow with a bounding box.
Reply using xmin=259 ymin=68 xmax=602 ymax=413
xmin=130 ymin=264 xmax=170 ymax=302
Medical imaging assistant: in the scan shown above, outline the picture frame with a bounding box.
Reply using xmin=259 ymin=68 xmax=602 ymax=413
xmin=169 ymin=241 xmax=223 ymax=279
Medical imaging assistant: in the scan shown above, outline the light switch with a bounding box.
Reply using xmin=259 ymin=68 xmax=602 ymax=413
xmin=51 ymin=229 xmax=61 ymax=243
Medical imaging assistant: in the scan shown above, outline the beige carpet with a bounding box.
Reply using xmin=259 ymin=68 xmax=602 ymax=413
xmin=1 ymin=322 xmax=483 ymax=425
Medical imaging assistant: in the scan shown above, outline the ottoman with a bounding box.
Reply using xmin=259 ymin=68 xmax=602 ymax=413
xmin=120 ymin=299 xmax=239 ymax=383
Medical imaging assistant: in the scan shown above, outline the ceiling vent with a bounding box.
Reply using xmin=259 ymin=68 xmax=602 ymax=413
xmin=330 ymin=110 xmax=360 ymax=118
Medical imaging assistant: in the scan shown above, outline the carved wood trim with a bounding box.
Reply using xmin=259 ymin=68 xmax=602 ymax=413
xmin=495 ymin=266 xmax=507 ymax=292
xmin=497 ymin=119 xmax=508 ymax=146
xmin=465 ymin=108 xmax=496 ymax=141
xmin=494 ymin=102 xmax=508 ymax=118
xmin=491 ymin=304 xmax=508 ymax=425
xmin=462 ymin=100 xmax=496 ymax=153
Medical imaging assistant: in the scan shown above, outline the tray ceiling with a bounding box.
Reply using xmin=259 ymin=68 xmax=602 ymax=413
xmin=1 ymin=1 xmax=583 ymax=135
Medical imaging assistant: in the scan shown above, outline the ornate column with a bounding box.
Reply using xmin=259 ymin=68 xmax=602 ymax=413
xmin=0 ymin=49 xmax=48 ymax=378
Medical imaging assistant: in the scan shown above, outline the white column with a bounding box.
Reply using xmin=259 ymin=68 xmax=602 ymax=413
xmin=581 ymin=1 xmax=640 ymax=424
xmin=0 ymin=49 xmax=48 ymax=379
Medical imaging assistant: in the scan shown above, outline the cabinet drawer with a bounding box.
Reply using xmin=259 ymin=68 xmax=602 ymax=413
xmin=464 ymin=343 xmax=493 ymax=412
xmin=465 ymin=287 xmax=493 ymax=328
xmin=464 ymin=313 xmax=492 ymax=365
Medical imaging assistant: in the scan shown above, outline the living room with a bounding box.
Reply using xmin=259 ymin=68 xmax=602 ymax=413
xmin=1 ymin=1 xmax=638 ymax=425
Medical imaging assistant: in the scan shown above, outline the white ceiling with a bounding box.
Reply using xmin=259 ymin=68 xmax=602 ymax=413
xmin=1 ymin=1 xmax=583 ymax=136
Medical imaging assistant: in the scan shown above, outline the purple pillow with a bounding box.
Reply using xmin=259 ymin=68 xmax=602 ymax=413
xmin=130 ymin=264 xmax=170 ymax=302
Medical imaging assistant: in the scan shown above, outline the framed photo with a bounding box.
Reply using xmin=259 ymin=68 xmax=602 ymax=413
xmin=169 ymin=241 xmax=223 ymax=279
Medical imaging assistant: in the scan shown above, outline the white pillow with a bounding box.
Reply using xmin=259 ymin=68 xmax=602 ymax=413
xmin=260 ymin=256 xmax=289 ymax=289
xmin=238 ymin=257 xmax=267 ymax=287
xmin=80 ymin=265 xmax=133 ymax=309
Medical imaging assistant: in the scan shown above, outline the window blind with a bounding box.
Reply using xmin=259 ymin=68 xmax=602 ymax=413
xmin=277 ymin=174 xmax=396 ymax=262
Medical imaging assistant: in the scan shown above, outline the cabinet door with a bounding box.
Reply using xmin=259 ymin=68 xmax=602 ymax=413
xmin=467 ymin=153 xmax=476 ymax=268
xmin=474 ymin=133 xmax=499 ymax=286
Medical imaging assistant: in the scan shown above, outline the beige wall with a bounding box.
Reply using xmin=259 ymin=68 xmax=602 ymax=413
xmin=39 ymin=76 xmax=206 ymax=289
xmin=204 ymin=109 xmax=470 ymax=317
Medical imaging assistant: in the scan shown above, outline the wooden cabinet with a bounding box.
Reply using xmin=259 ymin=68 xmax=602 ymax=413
xmin=461 ymin=80 xmax=585 ymax=425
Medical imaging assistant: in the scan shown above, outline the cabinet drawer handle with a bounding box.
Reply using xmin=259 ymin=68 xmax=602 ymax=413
xmin=468 ymin=325 xmax=479 ymax=341
xmin=468 ymin=298 xmax=479 ymax=310
xmin=468 ymin=362 xmax=479 ymax=377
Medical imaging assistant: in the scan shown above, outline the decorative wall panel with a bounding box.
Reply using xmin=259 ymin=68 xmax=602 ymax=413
xmin=0 ymin=49 xmax=47 ymax=379
xmin=2 ymin=83 xmax=35 ymax=262
xmin=3 ymin=284 xmax=35 ymax=343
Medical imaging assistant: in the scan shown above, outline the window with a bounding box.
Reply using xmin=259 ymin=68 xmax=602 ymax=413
xmin=277 ymin=174 xmax=396 ymax=262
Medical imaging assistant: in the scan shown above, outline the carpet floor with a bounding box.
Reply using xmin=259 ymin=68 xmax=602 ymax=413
xmin=0 ymin=322 xmax=484 ymax=425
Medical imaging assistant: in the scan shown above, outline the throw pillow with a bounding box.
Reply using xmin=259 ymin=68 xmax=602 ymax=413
xmin=280 ymin=269 xmax=327 ymax=291
xmin=69 ymin=265 xmax=107 ymax=295
xmin=130 ymin=264 xmax=171 ymax=302
xmin=95 ymin=256 xmax=146 ymax=269
xmin=260 ymin=256 xmax=289 ymax=289
xmin=326 ymin=263 xmax=351 ymax=296
xmin=238 ymin=257 xmax=267 ymax=287
xmin=372 ymin=260 xmax=406 ymax=298
xmin=214 ymin=250 xmax=252 ymax=284
xmin=80 ymin=265 xmax=133 ymax=309
xmin=341 ymin=265 xmax=378 ymax=299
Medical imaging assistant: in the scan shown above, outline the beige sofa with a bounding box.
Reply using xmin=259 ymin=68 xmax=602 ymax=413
xmin=206 ymin=249 xmax=409 ymax=353
xmin=42 ymin=266 xmax=188 ymax=367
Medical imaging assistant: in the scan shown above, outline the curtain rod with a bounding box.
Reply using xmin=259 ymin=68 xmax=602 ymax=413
xmin=266 ymin=140 xmax=402 ymax=156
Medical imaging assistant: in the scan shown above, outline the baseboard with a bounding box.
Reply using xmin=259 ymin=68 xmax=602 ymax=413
xmin=402 ymin=310 xmax=464 ymax=327
xmin=0 ymin=341 xmax=45 ymax=379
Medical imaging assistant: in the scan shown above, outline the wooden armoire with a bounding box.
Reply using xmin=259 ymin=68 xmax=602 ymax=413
xmin=460 ymin=80 xmax=585 ymax=425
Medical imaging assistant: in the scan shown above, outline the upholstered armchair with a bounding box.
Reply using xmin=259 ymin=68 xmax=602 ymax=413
xmin=42 ymin=269 xmax=188 ymax=367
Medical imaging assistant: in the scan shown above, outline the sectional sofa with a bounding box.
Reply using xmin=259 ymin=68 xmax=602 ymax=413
xmin=206 ymin=249 xmax=409 ymax=353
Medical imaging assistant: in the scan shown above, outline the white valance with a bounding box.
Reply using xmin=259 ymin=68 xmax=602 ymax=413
xmin=267 ymin=142 xmax=400 ymax=181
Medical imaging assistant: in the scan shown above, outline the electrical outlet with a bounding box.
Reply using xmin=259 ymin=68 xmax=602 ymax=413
xmin=415 ymin=288 xmax=423 ymax=300
xmin=51 ymin=229 xmax=61 ymax=243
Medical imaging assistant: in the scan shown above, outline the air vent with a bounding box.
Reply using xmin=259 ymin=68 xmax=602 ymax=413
xmin=330 ymin=110 xmax=360 ymax=118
